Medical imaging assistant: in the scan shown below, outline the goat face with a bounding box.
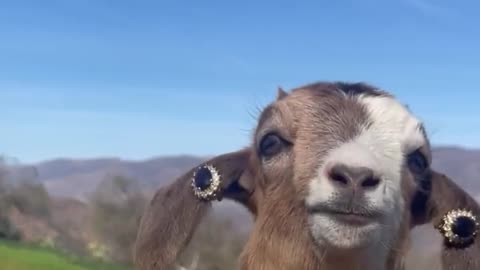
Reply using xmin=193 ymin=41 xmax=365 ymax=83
xmin=135 ymin=81 xmax=480 ymax=270
xmin=254 ymin=82 xmax=431 ymax=253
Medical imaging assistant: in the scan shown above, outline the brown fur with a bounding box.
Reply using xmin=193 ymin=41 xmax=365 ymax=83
xmin=133 ymin=149 xmax=254 ymax=270
xmin=134 ymin=81 xmax=480 ymax=270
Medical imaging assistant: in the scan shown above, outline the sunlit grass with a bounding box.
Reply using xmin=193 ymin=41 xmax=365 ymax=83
xmin=0 ymin=241 xmax=130 ymax=270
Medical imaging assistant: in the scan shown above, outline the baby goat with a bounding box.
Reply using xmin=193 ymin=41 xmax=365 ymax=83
xmin=134 ymin=82 xmax=480 ymax=270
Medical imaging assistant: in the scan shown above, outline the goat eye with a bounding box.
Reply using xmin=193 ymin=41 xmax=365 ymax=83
xmin=259 ymin=133 xmax=284 ymax=157
xmin=407 ymin=150 xmax=428 ymax=174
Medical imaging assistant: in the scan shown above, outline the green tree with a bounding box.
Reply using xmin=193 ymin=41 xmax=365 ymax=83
xmin=0 ymin=158 xmax=20 ymax=240
xmin=7 ymin=179 xmax=50 ymax=218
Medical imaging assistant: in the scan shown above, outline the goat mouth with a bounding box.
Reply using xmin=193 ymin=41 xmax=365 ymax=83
xmin=308 ymin=205 xmax=380 ymax=226
xmin=325 ymin=211 xmax=374 ymax=225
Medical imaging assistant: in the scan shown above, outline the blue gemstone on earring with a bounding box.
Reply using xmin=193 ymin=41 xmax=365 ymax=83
xmin=194 ymin=167 xmax=213 ymax=191
xmin=453 ymin=216 xmax=477 ymax=238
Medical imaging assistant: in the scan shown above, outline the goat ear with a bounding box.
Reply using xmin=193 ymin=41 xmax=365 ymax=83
xmin=412 ymin=170 xmax=480 ymax=268
xmin=133 ymin=148 xmax=254 ymax=270
xmin=429 ymin=169 xmax=480 ymax=227
xmin=277 ymin=86 xmax=288 ymax=100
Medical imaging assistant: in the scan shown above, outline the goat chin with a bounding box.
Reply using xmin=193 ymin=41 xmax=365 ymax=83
xmin=309 ymin=215 xmax=383 ymax=249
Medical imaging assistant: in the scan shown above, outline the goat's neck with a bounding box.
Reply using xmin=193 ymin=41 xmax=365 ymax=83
xmin=319 ymin=246 xmax=389 ymax=270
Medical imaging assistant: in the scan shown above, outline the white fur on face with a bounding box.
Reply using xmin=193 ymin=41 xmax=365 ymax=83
xmin=306 ymin=94 xmax=426 ymax=250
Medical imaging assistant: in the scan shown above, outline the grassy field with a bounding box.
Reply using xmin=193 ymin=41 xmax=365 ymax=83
xmin=0 ymin=241 xmax=131 ymax=270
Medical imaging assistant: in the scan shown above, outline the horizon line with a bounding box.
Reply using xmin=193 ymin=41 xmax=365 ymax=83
xmin=6 ymin=143 xmax=477 ymax=166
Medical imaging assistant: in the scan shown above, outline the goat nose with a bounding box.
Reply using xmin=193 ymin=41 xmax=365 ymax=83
xmin=327 ymin=164 xmax=381 ymax=189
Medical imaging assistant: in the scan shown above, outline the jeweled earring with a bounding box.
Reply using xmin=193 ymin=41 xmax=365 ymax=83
xmin=437 ymin=208 xmax=479 ymax=249
xmin=191 ymin=164 xmax=222 ymax=201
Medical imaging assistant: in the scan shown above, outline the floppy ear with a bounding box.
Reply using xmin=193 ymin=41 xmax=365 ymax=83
xmin=133 ymin=148 xmax=255 ymax=270
xmin=414 ymin=170 xmax=480 ymax=269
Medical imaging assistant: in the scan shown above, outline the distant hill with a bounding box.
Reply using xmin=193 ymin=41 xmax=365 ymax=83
xmin=33 ymin=155 xmax=206 ymax=200
xmin=431 ymin=146 xmax=480 ymax=198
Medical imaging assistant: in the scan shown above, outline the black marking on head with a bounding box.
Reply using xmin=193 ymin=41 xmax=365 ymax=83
xmin=291 ymin=81 xmax=390 ymax=98
xmin=334 ymin=82 xmax=389 ymax=97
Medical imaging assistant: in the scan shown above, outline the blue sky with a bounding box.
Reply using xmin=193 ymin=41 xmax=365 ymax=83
xmin=1 ymin=0 xmax=479 ymax=163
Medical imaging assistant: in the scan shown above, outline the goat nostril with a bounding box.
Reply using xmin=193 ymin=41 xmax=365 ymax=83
xmin=327 ymin=164 xmax=380 ymax=189
xmin=329 ymin=170 xmax=349 ymax=185
xmin=361 ymin=176 xmax=381 ymax=188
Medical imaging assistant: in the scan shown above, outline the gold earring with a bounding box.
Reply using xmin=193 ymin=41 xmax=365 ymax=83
xmin=436 ymin=208 xmax=479 ymax=249
xmin=191 ymin=164 xmax=222 ymax=201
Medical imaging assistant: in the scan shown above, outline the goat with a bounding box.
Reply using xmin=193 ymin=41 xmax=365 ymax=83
xmin=134 ymin=81 xmax=480 ymax=270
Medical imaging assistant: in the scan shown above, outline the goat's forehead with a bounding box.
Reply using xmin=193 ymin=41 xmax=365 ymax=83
xmin=358 ymin=94 xmax=427 ymax=153
xmin=257 ymin=86 xmax=427 ymax=153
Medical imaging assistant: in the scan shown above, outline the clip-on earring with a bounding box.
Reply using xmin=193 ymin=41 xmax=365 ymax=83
xmin=437 ymin=208 xmax=479 ymax=249
xmin=191 ymin=164 xmax=222 ymax=201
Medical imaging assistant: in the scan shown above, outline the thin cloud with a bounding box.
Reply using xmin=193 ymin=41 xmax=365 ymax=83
xmin=401 ymin=0 xmax=458 ymax=18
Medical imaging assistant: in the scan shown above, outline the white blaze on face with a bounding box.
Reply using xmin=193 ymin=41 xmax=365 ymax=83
xmin=306 ymin=93 xmax=427 ymax=249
